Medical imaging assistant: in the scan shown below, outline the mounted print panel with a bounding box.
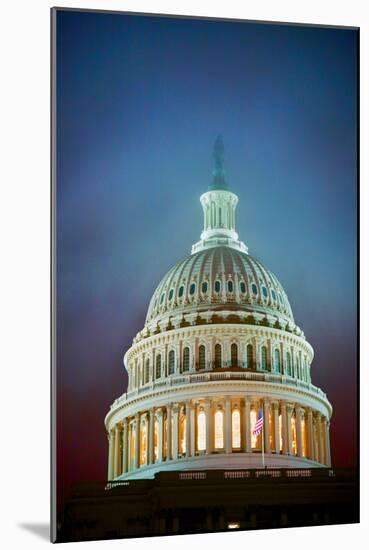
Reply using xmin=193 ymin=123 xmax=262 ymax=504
xmin=51 ymin=7 xmax=359 ymax=543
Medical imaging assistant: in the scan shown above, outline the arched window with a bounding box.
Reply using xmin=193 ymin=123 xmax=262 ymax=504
xmin=197 ymin=410 xmax=206 ymax=451
xmin=251 ymin=283 xmax=258 ymax=296
xmin=201 ymin=281 xmax=208 ymax=294
xmin=198 ymin=345 xmax=206 ymax=370
xmin=286 ymin=352 xmax=291 ymax=376
xmin=189 ymin=283 xmax=196 ymax=295
xmin=145 ymin=358 xmax=150 ymax=384
xmin=214 ymin=280 xmax=221 ymax=293
xmin=250 ymin=409 xmax=260 ymax=449
xmin=130 ymin=425 xmax=136 ymax=471
xmin=155 ymin=354 xmax=161 ymax=379
xmin=274 ymin=349 xmax=281 ymax=373
xmin=301 ymin=416 xmax=307 ymax=457
xmin=168 ymin=349 xmax=175 ymax=375
xmin=261 ymin=346 xmax=267 ymax=370
xmin=247 ymin=344 xmax=253 ymax=369
xmin=214 ymin=343 xmax=222 ymax=369
xmin=178 ymin=285 xmax=184 ymax=298
xmin=232 ymin=409 xmax=241 ymax=448
xmin=183 ymin=346 xmax=190 ymax=372
xmin=240 ymin=281 xmax=246 ymax=294
xmin=214 ymin=409 xmax=224 ymax=449
xmin=231 ymin=343 xmax=238 ymax=367
xmin=227 ymin=280 xmax=234 ymax=293
xmin=140 ymin=423 xmax=147 ymax=465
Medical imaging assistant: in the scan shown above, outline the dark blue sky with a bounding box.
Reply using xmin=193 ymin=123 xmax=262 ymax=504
xmin=56 ymin=10 xmax=357 ymax=502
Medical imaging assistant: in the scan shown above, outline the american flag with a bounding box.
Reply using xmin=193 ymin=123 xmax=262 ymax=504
xmin=253 ymin=410 xmax=263 ymax=437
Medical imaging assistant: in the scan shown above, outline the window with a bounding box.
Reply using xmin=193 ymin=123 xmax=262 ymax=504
xmin=227 ymin=280 xmax=234 ymax=293
xmin=168 ymin=350 xmax=175 ymax=375
xmin=179 ymin=414 xmax=186 ymax=454
xmin=278 ymin=293 xmax=283 ymax=305
xmin=183 ymin=347 xmax=190 ymax=372
xmin=240 ymin=281 xmax=246 ymax=294
xmin=231 ymin=343 xmax=238 ymax=367
xmin=214 ymin=410 xmax=224 ymax=449
xmin=271 ymin=289 xmax=276 ymax=301
xmin=274 ymin=349 xmax=281 ymax=373
xmin=232 ymin=409 xmax=241 ymax=448
xmin=301 ymin=416 xmax=307 ymax=457
xmin=247 ymin=343 xmax=253 ymax=369
xmin=189 ymin=283 xmax=196 ymax=295
xmin=214 ymin=280 xmax=221 ymax=293
xmin=291 ymin=416 xmax=297 ymax=455
xmin=198 ymin=345 xmax=206 ymax=370
xmin=261 ymin=346 xmax=267 ymax=370
xmin=130 ymin=426 xmax=136 ymax=471
xmin=145 ymin=358 xmax=150 ymax=384
xmin=154 ymin=419 xmax=159 ymax=461
xmin=197 ymin=410 xmax=206 ymax=451
xmin=155 ymin=354 xmax=161 ymax=379
xmin=251 ymin=283 xmax=258 ymax=296
xmin=262 ymin=286 xmax=268 ymax=298
xmin=140 ymin=424 xmax=147 ymax=465
xmin=160 ymin=292 xmax=165 ymax=304
xmin=214 ymin=343 xmax=222 ymax=369
xmin=250 ymin=409 xmax=260 ymax=449
xmin=178 ymin=285 xmax=184 ymax=298
xmin=286 ymin=352 xmax=291 ymax=376
xmin=168 ymin=289 xmax=174 ymax=301
xmin=296 ymin=356 xmax=300 ymax=378
xmin=201 ymin=281 xmax=208 ymax=294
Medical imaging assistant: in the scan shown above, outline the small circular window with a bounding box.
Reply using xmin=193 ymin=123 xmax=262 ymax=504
xmin=189 ymin=283 xmax=196 ymax=295
xmin=214 ymin=280 xmax=221 ymax=293
xmin=251 ymin=283 xmax=258 ymax=296
xmin=227 ymin=280 xmax=233 ymax=293
xmin=240 ymin=281 xmax=246 ymax=293
xmin=202 ymin=281 xmax=208 ymax=294
xmin=178 ymin=285 xmax=184 ymax=298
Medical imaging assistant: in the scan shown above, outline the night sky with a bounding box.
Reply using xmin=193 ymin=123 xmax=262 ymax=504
xmin=56 ymin=10 xmax=358 ymax=506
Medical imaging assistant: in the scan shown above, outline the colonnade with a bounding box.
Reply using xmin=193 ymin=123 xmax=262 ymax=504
xmin=107 ymin=397 xmax=331 ymax=479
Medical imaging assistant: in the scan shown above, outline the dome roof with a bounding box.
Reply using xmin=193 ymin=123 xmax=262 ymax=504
xmin=145 ymin=246 xmax=294 ymax=326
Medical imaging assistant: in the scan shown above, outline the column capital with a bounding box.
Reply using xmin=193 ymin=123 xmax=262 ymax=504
xmin=172 ymin=403 xmax=179 ymax=414
xmin=271 ymin=400 xmax=279 ymax=409
xmin=155 ymin=407 xmax=163 ymax=418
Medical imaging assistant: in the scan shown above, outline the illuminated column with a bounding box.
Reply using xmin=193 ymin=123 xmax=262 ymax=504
xmin=286 ymin=405 xmax=293 ymax=455
xmin=205 ymin=399 xmax=212 ymax=454
xmin=122 ymin=418 xmax=128 ymax=474
xmin=316 ymin=412 xmax=322 ymax=463
xmin=157 ymin=408 xmax=164 ymax=462
xmin=307 ymin=408 xmax=314 ymax=460
xmin=324 ymin=418 xmax=331 ymax=467
xmin=190 ymin=403 xmax=196 ymax=456
xmin=225 ymin=397 xmax=232 ymax=453
xmin=244 ymin=398 xmax=251 ymax=452
xmin=149 ymin=408 xmax=155 ymax=465
xmin=272 ymin=401 xmax=280 ymax=454
xmin=145 ymin=413 xmax=150 ymax=465
xmin=186 ymin=402 xmax=191 ymax=458
xmin=107 ymin=429 xmax=114 ymax=480
xmin=114 ymin=424 xmax=121 ymax=477
xmin=295 ymin=406 xmax=303 ymax=457
xmin=263 ymin=400 xmax=270 ymax=453
xmin=134 ymin=413 xmax=140 ymax=469
xmin=166 ymin=404 xmax=172 ymax=461
xmin=281 ymin=402 xmax=288 ymax=455
xmin=172 ymin=404 xmax=179 ymax=460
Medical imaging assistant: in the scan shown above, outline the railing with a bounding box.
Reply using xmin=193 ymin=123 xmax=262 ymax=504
xmin=111 ymin=370 xmax=327 ymax=410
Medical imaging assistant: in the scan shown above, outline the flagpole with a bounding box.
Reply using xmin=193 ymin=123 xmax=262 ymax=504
xmin=261 ymin=405 xmax=265 ymax=468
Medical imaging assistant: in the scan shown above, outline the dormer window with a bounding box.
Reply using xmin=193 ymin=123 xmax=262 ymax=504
xmin=214 ymin=280 xmax=221 ymax=293
xmin=202 ymin=281 xmax=208 ymax=294
xmin=189 ymin=283 xmax=196 ymax=295
xmin=227 ymin=280 xmax=234 ymax=293
xmin=239 ymin=281 xmax=246 ymax=294
xmin=251 ymin=283 xmax=258 ymax=296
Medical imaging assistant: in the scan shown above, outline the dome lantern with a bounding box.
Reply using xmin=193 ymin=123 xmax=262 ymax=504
xmin=192 ymin=137 xmax=248 ymax=254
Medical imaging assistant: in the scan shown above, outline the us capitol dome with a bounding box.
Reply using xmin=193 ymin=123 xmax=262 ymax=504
xmin=105 ymin=137 xmax=332 ymax=480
